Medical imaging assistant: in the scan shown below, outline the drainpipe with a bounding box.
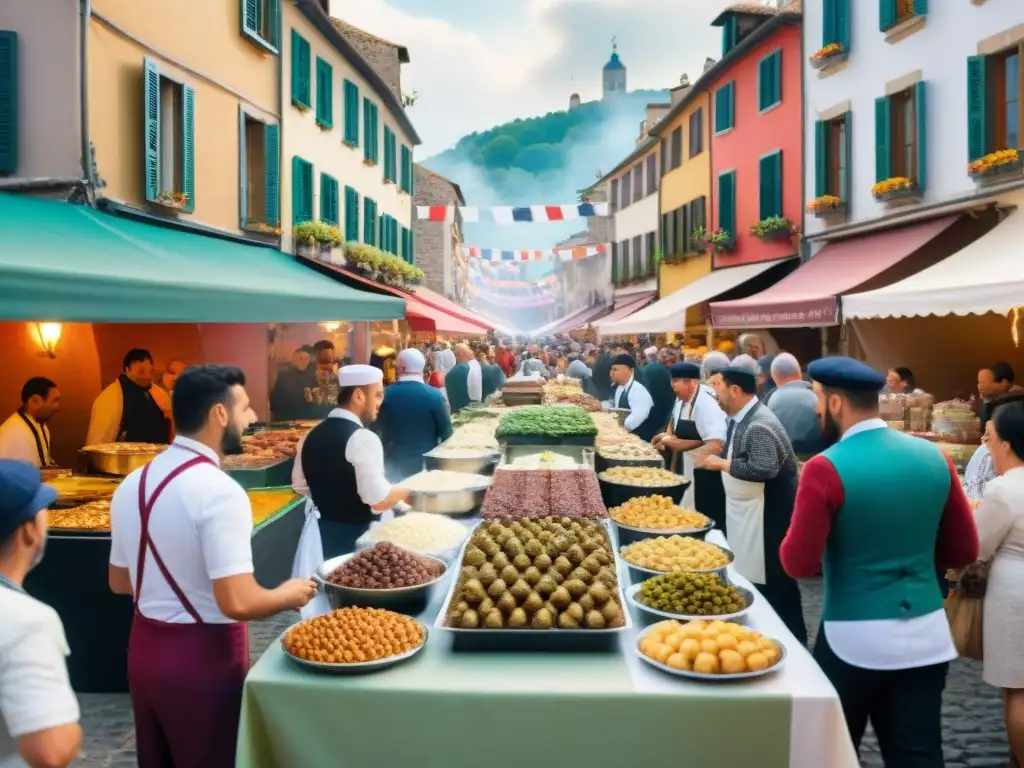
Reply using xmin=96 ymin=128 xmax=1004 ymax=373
xmin=79 ymin=0 xmax=95 ymax=196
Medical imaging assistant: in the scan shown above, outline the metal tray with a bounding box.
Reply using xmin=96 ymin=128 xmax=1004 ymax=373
xmin=407 ymin=483 xmax=490 ymax=517
xmin=496 ymin=433 xmax=597 ymax=447
xmin=223 ymin=456 xmax=295 ymax=490
xmin=621 ymin=542 xmax=734 ymax=585
xmin=499 ymin=444 xmax=589 ymax=469
xmin=434 ymin=520 xmax=632 ymax=652
xmin=594 ymin=453 xmax=665 ymax=473
xmin=316 ymin=552 xmax=448 ymax=613
xmin=634 ymin=624 xmax=787 ymax=680
xmin=610 ymin=516 xmax=714 ymax=546
xmin=280 ymin=619 xmax=429 ymax=674
xmin=423 ymin=449 xmax=502 ymax=476
xmin=625 ymin=582 xmax=755 ymax=627
xmin=599 ymin=476 xmax=690 ymax=508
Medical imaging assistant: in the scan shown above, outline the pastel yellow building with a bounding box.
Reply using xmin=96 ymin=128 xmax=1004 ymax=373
xmin=281 ymin=2 xmax=419 ymax=259
xmin=88 ymin=0 xmax=280 ymax=236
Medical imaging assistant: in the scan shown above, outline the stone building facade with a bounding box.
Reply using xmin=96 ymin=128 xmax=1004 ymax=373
xmin=330 ymin=18 xmax=408 ymax=103
xmin=413 ymin=164 xmax=465 ymax=299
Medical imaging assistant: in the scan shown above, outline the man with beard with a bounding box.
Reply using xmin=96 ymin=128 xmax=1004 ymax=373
xmin=698 ymin=355 xmax=807 ymax=645
xmin=780 ymin=357 xmax=978 ymax=767
xmin=86 ymin=348 xmax=171 ymax=446
xmin=107 ymin=365 xmax=317 ymax=768
xmin=295 ymin=365 xmax=412 ymax=557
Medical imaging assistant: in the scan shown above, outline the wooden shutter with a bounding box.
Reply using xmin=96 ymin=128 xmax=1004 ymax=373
xmin=611 ymin=242 xmax=618 ymax=283
xmin=758 ymin=154 xmax=775 ymax=220
xmin=344 ymin=186 xmax=359 ymax=242
xmin=238 ymin=107 xmax=247 ymax=227
xmin=0 ymin=32 xmax=18 ymax=174
xmin=718 ymin=171 xmax=735 ymax=235
xmin=143 ymin=58 xmax=161 ymax=202
xmin=292 ymin=157 xmax=311 ymax=223
xmin=384 ymin=128 xmax=396 ymax=182
xmin=320 ymin=175 xmax=338 ymax=225
xmin=772 ymin=52 xmax=782 ymax=105
xmin=315 ymin=58 xmax=332 ymax=128
xmin=363 ymin=100 xmax=378 ymax=163
xmin=814 ymin=120 xmax=828 ymax=197
xmin=823 ymin=0 xmax=836 ymax=46
xmin=914 ymin=81 xmax=927 ymax=191
xmin=715 ymin=85 xmax=729 ymax=133
xmin=391 ymin=218 xmax=399 ymax=255
xmin=913 ymin=0 xmax=927 ymax=14
xmin=243 ymin=0 xmax=259 ymax=37
xmin=835 ymin=0 xmax=851 ymax=52
xmin=842 ymin=112 xmax=852 ymax=205
xmin=291 ymin=32 xmax=310 ymax=107
xmin=874 ymin=96 xmax=891 ymax=182
xmin=966 ymin=56 xmax=990 ymax=162
xmin=343 ymin=80 xmax=359 ymax=145
xmin=400 ymin=145 xmax=411 ymax=192
xmin=621 ymin=240 xmax=630 ymax=282
xmin=182 ymin=85 xmax=196 ymax=212
xmin=879 ymin=0 xmax=895 ymax=31
xmin=363 ymin=197 xmax=376 ymax=245
xmin=264 ymin=123 xmax=280 ymax=226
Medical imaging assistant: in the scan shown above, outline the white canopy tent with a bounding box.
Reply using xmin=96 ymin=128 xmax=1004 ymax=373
xmin=596 ymin=259 xmax=789 ymax=335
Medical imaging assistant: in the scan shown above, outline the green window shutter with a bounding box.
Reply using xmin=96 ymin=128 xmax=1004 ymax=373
xmin=814 ymin=120 xmax=828 ymax=198
xmin=967 ymin=56 xmax=990 ymax=162
xmin=320 ymin=174 xmax=338 ymax=225
xmin=718 ymin=171 xmax=735 ymax=235
xmin=315 ymin=58 xmax=332 ymax=129
xmin=913 ymin=0 xmax=927 ymax=14
xmin=823 ymin=0 xmax=837 ymax=46
xmin=409 ymin=228 xmax=415 ymax=264
xmin=874 ymin=96 xmax=891 ymax=182
xmin=264 ymin=123 xmax=280 ymax=226
xmin=843 ymin=112 xmax=852 ymax=204
xmin=759 ymin=155 xmax=772 ymax=220
xmin=364 ymin=197 xmax=377 ymax=245
xmin=344 ymin=186 xmax=359 ymax=242
xmin=400 ymin=145 xmax=412 ymax=192
xmin=267 ymin=0 xmax=280 ymax=47
xmin=914 ymin=81 xmax=927 ymax=191
xmin=143 ymin=57 xmax=161 ymax=202
xmin=292 ymin=156 xmax=312 ymax=223
xmin=879 ymin=0 xmax=896 ymax=31
xmin=391 ymin=218 xmax=399 ymax=255
xmin=0 ymin=31 xmax=18 ymax=174
xmin=363 ymin=100 xmax=378 ymax=164
xmin=243 ymin=0 xmax=258 ymax=37
xmin=383 ymin=127 xmax=396 ymax=182
xmin=238 ymin=108 xmax=248 ymax=227
xmin=343 ymin=80 xmax=359 ymax=145
xmin=291 ymin=32 xmax=310 ymax=107
xmin=727 ymin=83 xmax=735 ymax=130
xmin=835 ymin=0 xmax=851 ymax=52
xmin=722 ymin=16 xmax=738 ymax=55
xmin=182 ymin=85 xmax=196 ymax=212
xmin=715 ymin=84 xmax=733 ymax=133
xmin=772 ymin=52 xmax=782 ymax=105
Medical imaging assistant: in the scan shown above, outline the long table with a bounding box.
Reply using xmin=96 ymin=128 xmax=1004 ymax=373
xmin=236 ymin=531 xmax=859 ymax=768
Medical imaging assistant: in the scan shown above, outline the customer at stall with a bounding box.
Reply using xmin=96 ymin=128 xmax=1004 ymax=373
xmin=107 ymin=364 xmax=318 ymax=768
xmin=444 ymin=344 xmax=483 ymax=413
xmin=0 ymin=377 xmax=60 ymax=467
xmin=886 ymin=366 xmax=924 ymax=395
xmin=978 ymin=361 xmax=1024 ymax=403
xmin=768 ymin=353 xmax=822 ymax=458
xmin=780 ymin=357 xmax=978 ymax=767
xmin=756 ymin=355 xmax=777 ymax=405
xmin=86 ymin=349 xmax=171 ymax=446
xmin=603 ymin=354 xmax=658 ymax=442
xmin=698 ymin=355 xmax=807 ymax=645
xmin=0 ymin=460 xmax=82 ymax=768
xmin=294 ymin=365 xmax=413 ymax=557
xmin=738 ymin=333 xmax=765 ymax=360
xmin=269 ymin=346 xmax=317 ymax=421
xmin=375 ymin=349 xmax=453 ymax=481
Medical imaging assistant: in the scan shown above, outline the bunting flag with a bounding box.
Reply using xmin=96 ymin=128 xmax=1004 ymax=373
xmin=417 ymin=203 xmax=608 ymax=223
xmin=460 ymin=243 xmax=608 ymax=262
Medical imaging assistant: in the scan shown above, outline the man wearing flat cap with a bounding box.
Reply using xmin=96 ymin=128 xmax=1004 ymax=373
xmin=375 ymin=349 xmax=453 ymax=482
xmin=699 ymin=354 xmax=807 ymax=644
xmin=602 ymin=353 xmax=659 ymax=441
xmin=780 ymin=357 xmax=978 ymax=766
xmin=653 ymin=362 xmax=727 ymax=528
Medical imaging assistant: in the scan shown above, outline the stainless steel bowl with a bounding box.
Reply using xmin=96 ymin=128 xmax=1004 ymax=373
xmin=80 ymin=444 xmax=166 ymax=476
xmin=621 ymin=543 xmax=735 ymax=585
xmin=611 ymin=516 xmax=715 ymax=546
xmin=625 ymin=581 xmax=755 ymax=626
xmin=422 ymin=450 xmax=501 ymax=476
xmin=408 ymin=486 xmax=489 ymax=516
xmin=315 ymin=552 xmax=448 ymax=613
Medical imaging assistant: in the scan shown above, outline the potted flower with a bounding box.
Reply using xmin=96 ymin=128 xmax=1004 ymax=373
xmin=293 ymin=222 xmax=342 ymax=259
xmin=347 ymin=243 xmax=383 ymax=278
xmin=872 ymin=177 xmax=920 ymax=203
xmin=750 ymin=216 xmax=796 ymax=242
xmin=968 ymin=149 xmax=1022 ymax=185
xmin=806 ymin=195 xmax=845 ymax=218
xmin=293 ymin=221 xmax=318 ymax=258
xmin=380 ymin=257 xmax=405 ymax=288
xmin=704 ymin=228 xmax=735 ymax=254
xmin=809 ymin=42 xmax=846 ymax=70
xmin=151 ymin=190 xmax=189 ymax=212
xmin=690 ymin=227 xmax=708 ymax=255
xmin=243 ymin=220 xmax=283 ymax=236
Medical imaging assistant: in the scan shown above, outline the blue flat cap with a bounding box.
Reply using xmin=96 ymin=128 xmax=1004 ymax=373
xmin=670 ymin=362 xmax=701 ymax=379
xmin=722 ymin=365 xmax=757 ymax=394
xmin=0 ymin=460 xmax=57 ymax=541
xmin=808 ymin=356 xmax=886 ymax=393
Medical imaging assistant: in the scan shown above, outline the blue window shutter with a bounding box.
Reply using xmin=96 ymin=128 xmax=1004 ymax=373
xmin=715 ymin=86 xmax=728 ymax=132
xmin=0 ymin=31 xmax=18 ymax=174
xmin=344 ymin=186 xmax=359 ymax=241
xmin=967 ymin=57 xmax=990 ymax=162
xmin=814 ymin=120 xmax=828 ymax=198
xmin=291 ymin=32 xmax=310 ymax=107
xmin=143 ymin=57 xmax=161 ymax=202
xmin=835 ymin=0 xmax=850 ymax=52
xmin=243 ymin=0 xmax=258 ymax=36
xmin=343 ymin=80 xmax=359 ymax=145
xmin=182 ymin=85 xmax=196 ymax=212
xmin=913 ymin=0 xmax=927 ymax=14
xmin=914 ymin=81 xmax=927 ymax=191
xmin=879 ymin=0 xmax=895 ymax=31
xmin=264 ymin=123 xmax=280 ymax=226
xmin=718 ymin=171 xmax=735 ymax=235
xmin=759 ymin=155 xmax=772 ymax=220
xmin=874 ymin=96 xmax=891 ymax=182
xmin=823 ymin=0 xmax=836 ymax=46
xmin=238 ymin=107 xmax=248 ymax=227
xmin=315 ymin=58 xmax=332 ymax=129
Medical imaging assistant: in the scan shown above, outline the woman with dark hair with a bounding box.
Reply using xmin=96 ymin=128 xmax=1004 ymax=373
xmin=974 ymin=400 xmax=1024 ymax=765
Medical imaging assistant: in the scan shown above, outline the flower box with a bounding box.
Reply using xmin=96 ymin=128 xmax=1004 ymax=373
xmin=969 ymin=151 xmax=1022 ymax=186
xmin=874 ymin=186 xmax=921 ymax=204
xmin=149 ymin=191 xmax=188 ymax=213
xmin=242 ymin=221 xmax=282 ymax=236
xmin=809 ymin=44 xmax=847 ymax=71
xmin=750 ymin=217 xmax=796 ymax=242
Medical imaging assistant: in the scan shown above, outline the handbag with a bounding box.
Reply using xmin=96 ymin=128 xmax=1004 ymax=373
xmin=944 ymin=560 xmax=990 ymax=661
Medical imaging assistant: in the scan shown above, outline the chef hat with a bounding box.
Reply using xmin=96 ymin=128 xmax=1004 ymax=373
xmin=337 ymin=364 xmax=383 ymax=387
xmin=610 ymin=353 xmax=636 ymax=369
xmin=397 ymin=348 xmax=426 ymax=374
xmin=644 ymin=346 xmax=658 ymax=358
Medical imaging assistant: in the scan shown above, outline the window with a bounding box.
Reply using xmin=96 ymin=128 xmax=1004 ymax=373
xmin=143 ymin=58 xmax=196 ymax=212
xmin=688 ymin=196 xmax=706 ymax=249
xmin=646 ymin=231 xmax=657 ymax=270
xmin=343 ymin=80 xmax=359 ymax=146
xmin=717 ymin=170 xmax=736 ymax=236
xmin=363 ymin=196 xmax=378 ymax=245
xmin=880 ymin=0 xmax=926 ymax=32
xmin=620 ymin=239 xmax=631 ymax=283
xmin=291 ymin=156 xmax=312 ymax=223
xmin=0 ymin=31 xmax=18 ymax=174
xmin=611 ymin=241 xmax=619 ymax=283
xmin=715 ymin=82 xmax=735 ymax=134
xmin=383 ymin=126 xmax=397 ymax=183
xmin=290 ymin=31 xmax=311 ymax=109
xmin=821 ymin=0 xmax=851 ymax=53
xmin=969 ymin=48 xmax=1024 ymax=161
xmin=400 ymin=226 xmax=413 ymax=263
xmin=610 ymin=179 xmax=619 ymax=213
xmin=400 ymin=145 xmax=413 ymax=193
xmin=633 ymin=164 xmax=643 ymax=199
xmin=242 ymin=0 xmax=280 ymax=53
xmin=363 ymin=99 xmax=379 ymax=164
xmin=722 ymin=15 xmax=738 ymax=55
xmin=646 ymin=155 xmax=657 ymax=195
xmin=344 ymin=185 xmax=360 ymax=242
xmin=670 ymin=127 xmax=683 ymax=169
xmin=689 ymin=109 xmax=703 ymax=157
xmin=238 ymin=108 xmax=280 ymax=228
xmin=632 ymin=235 xmax=642 ymax=277
xmin=320 ymin=173 xmax=339 ymax=225
xmin=813 ymin=113 xmax=850 ymax=203
xmin=660 ymin=138 xmax=669 ymax=176
xmin=315 ymin=57 xmax=332 ymax=129
xmin=673 ymin=207 xmax=685 ymax=255
xmin=758 ymin=50 xmax=782 ymax=112
xmin=661 ymin=211 xmax=674 ymax=258
xmin=758 ymin=150 xmax=783 ymax=220
xmin=876 ymin=83 xmax=926 ymax=188
xmin=620 ymin=169 xmax=631 ymax=208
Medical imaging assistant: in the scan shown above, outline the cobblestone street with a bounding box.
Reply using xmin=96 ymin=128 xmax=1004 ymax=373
xmin=71 ymin=578 xmax=1008 ymax=767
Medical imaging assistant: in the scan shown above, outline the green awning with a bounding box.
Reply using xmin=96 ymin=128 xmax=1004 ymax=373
xmin=0 ymin=193 xmax=405 ymax=322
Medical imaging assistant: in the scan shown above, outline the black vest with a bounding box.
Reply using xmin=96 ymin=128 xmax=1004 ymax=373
xmin=301 ymin=417 xmax=375 ymax=525
xmin=117 ymin=375 xmax=170 ymax=444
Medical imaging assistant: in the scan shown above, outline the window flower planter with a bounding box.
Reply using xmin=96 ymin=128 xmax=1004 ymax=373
xmin=872 ymin=177 xmax=920 ymax=204
xmin=150 ymin=191 xmax=188 ymax=212
xmin=242 ymin=220 xmax=283 ymax=236
xmin=969 ymin=150 xmax=1022 ymax=186
xmin=345 ymin=242 xmax=423 ymax=289
xmin=750 ymin=217 xmax=796 ymax=242
xmin=293 ymin=222 xmax=343 ymax=262
xmin=806 ymin=196 xmax=846 ymax=219
xmin=809 ymin=44 xmax=847 ymax=71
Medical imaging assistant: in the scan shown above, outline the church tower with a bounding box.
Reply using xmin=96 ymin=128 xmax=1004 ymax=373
xmin=602 ymin=37 xmax=626 ymax=98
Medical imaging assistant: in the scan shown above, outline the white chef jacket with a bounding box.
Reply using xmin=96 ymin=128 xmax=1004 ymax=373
xmin=0 ymin=412 xmax=51 ymax=467
xmin=467 ymin=359 xmax=483 ymax=402
xmin=669 ymin=384 xmax=727 ymax=443
xmin=108 ymin=436 xmax=253 ymax=624
xmin=290 ymin=409 xmax=392 ymax=509
xmin=604 ymin=376 xmax=653 ymax=433
xmin=85 ymin=380 xmax=171 ymax=446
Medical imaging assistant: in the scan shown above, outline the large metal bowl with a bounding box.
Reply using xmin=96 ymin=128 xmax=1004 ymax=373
xmin=408 ymin=486 xmax=489 ymax=516
xmin=315 ymin=552 xmax=448 ymax=613
xmin=621 ymin=542 xmax=734 ymax=585
xmin=422 ymin=450 xmax=501 ymax=476
xmin=610 ymin=515 xmax=715 ymax=546
xmin=80 ymin=444 xmax=166 ymax=476
xmin=625 ymin=581 xmax=755 ymax=626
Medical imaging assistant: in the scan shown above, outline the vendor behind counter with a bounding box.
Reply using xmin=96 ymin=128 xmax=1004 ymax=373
xmin=85 ymin=349 xmax=171 ymax=446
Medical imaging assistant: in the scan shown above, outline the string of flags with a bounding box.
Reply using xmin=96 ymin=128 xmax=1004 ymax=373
xmin=416 ymin=203 xmax=608 ymax=223
xmin=460 ymin=243 xmax=608 ymax=262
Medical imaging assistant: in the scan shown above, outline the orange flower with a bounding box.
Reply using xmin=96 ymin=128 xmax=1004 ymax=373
xmin=811 ymin=43 xmax=844 ymax=61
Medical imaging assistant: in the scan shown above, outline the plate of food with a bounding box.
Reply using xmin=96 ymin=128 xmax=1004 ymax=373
xmin=608 ymin=495 xmax=714 ymax=544
xmin=636 ymin=619 xmax=786 ymax=680
xmin=625 ymin=572 xmax=754 ymax=625
xmin=597 ymin=466 xmax=690 ymax=506
xmin=619 ymin=535 xmax=733 ymax=583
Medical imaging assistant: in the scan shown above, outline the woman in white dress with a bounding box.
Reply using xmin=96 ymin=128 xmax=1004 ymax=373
xmin=974 ymin=400 xmax=1024 ymax=765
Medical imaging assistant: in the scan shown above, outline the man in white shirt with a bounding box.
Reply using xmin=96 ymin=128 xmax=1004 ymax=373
xmin=457 ymin=344 xmax=483 ymax=402
xmin=0 ymin=378 xmax=61 ymax=468
xmin=0 ymin=460 xmax=81 ymax=768
xmin=107 ymin=365 xmax=317 ymax=768
xmin=602 ymin=353 xmax=658 ymax=441
xmin=86 ymin=349 xmax=171 ymax=446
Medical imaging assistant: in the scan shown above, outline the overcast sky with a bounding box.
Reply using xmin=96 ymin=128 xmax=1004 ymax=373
xmin=330 ymin=0 xmax=741 ymax=158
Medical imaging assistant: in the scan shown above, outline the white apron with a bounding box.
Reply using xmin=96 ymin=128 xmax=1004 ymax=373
xmin=681 ymin=451 xmax=696 ymax=508
xmin=722 ymin=437 xmax=766 ymax=584
xmin=290 ymin=497 xmax=331 ymax=619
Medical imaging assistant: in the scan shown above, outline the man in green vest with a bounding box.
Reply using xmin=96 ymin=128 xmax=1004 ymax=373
xmin=444 ymin=344 xmax=481 ymax=413
xmin=478 ymin=346 xmax=505 ymax=399
xmin=780 ymin=356 xmax=979 ymax=767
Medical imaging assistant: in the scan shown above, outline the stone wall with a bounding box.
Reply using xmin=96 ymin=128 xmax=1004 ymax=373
xmin=413 ymin=164 xmax=462 ymax=297
xmin=331 ymin=19 xmax=403 ymax=102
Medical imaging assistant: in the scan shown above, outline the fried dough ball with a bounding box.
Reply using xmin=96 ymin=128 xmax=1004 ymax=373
xmin=620 ymin=535 xmax=730 ymax=572
xmin=638 ymin=619 xmax=783 ymax=676
xmin=283 ymin=607 xmax=425 ymax=664
xmin=610 ymin=495 xmax=709 ymax=530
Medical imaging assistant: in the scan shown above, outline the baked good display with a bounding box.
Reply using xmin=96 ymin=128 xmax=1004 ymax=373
xmin=599 ymin=466 xmax=687 ymax=487
xmin=610 ymin=495 xmax=709 ymax=530
xmin=326 ymin=543 xmax=445 ymax=589
xmin=248 ymin=489 xmax=301 ymax=525
xmin=638 ymin=619 xmax=784 ymax=676
xmin=495 ymin=406 xmax=597 ymax=441
xmin=481 ymin=469 xmax=606 ymax=519
xmin=283 ymin=607 xmax=426 ymax=665
xmin=636 ymin=573 xmax=745 ymax=616
xmin=621 ymin=535 xmax=731 ymax=572
xmin=362 ymin=513 xmax=469 ymax=554
xmin=222 ymin=429 xmax=306 ymax=469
